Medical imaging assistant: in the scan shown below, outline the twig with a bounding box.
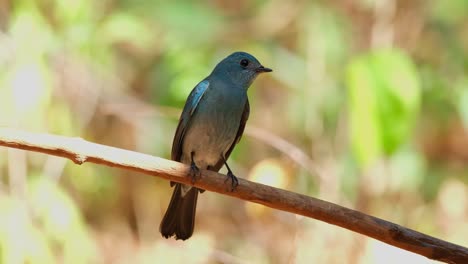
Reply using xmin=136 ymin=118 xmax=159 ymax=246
xmin=245 ymin=126 xmax=324 ymax=182
xmin=0 ymin=128 xmax=466 ymax=263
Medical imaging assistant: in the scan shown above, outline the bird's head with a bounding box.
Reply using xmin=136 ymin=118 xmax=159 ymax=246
xmin=212 ymin=51 xmax=272 ymax=89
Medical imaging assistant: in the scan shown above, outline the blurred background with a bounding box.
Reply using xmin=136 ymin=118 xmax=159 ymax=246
xmin=0 ymin=0 xmax=467 ymax=263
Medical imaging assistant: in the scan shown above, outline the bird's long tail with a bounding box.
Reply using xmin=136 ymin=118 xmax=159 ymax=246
xmin=160 ymin=183 xmax=198 ymax=240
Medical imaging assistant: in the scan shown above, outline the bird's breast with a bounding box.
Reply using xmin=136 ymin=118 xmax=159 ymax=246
xmin=181 ymin=86 xmax=247 ymax=168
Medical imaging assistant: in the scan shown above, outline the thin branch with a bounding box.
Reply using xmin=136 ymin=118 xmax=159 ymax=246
xmin=245 ymin=126 xmax=324 ymax=181
xmin=0 ymin=128 xmax=466 ymax=263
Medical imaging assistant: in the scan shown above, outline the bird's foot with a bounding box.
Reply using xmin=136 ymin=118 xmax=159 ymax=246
xmin=224 ymin=171 xmax=239 ymax=192
xmin=189 ymin=162 xmax=201 ymax=183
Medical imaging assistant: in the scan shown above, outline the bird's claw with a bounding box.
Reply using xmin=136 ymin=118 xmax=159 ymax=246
xmin=224 ymin=171 xmax=239 ymax=192
xmin=189 ymin=163 xmax=201 ymax=183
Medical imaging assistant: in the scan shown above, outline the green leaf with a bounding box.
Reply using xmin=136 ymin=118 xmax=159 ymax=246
xmin=346 ymin=49 xmax=421 ymax=168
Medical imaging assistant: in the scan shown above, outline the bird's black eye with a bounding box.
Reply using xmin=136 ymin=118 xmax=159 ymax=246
xmin=240 ymin=59 xmax=249 ymax=68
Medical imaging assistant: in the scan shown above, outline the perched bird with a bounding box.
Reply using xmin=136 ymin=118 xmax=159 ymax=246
xmin=160 ymin=51 xmax=272 ymax=240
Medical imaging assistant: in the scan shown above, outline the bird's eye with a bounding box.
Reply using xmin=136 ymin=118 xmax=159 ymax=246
xmin=240 ymin=59 xmax=249 ymax=68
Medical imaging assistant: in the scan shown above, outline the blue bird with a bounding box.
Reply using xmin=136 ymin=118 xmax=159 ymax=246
xmin=160 ymin=51 xmax=272 ymax=240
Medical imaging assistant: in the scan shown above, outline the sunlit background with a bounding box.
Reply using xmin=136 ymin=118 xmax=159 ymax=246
xmin=0 ymin=0 xmax=467 ymax=263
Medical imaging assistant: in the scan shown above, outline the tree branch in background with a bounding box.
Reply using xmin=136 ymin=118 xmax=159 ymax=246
xmin=0 ymin=128 xmax=466 ymax=263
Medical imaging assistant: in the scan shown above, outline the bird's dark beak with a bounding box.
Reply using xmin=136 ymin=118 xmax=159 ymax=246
xmin=256 ymin=65 xmax=273 ymax=73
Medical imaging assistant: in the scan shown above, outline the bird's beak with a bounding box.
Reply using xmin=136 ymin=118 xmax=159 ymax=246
xmin=256 ymin=65 xmax=273 ymax=73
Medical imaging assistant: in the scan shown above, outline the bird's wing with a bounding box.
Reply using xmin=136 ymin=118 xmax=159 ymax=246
xmin=171 ymin=79 xmax=210 ymax=161
xmin=212 ymin=99 xmax=250 ymax=171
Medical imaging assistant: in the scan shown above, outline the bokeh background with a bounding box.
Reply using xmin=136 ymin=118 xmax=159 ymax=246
xmin=0 ymin=0 xmax=467 ymax=263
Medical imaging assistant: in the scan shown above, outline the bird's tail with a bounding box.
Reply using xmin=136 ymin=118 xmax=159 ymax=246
xmin=160 ymin=183 xmax=198 ymax=240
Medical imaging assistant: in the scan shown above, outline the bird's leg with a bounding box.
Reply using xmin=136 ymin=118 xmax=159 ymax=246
xmin=222 ymin=155 xmax=239 ymax=191
xmin=189 ymin=151 xmax=201 ymax=183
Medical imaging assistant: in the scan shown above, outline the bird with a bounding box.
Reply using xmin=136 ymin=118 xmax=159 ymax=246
xmin=160 ymin=51 xmax=272 ymax=240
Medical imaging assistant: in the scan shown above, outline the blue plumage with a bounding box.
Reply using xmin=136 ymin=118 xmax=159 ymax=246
xmin=160 ymin=51 xmax=272 ymax=240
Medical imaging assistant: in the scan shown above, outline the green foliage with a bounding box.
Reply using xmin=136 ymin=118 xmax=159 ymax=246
xmin=29 ymin=177 xmax=98 ymax=263
xmin=430 ymin=0 xmax=468 ymax=24
xmin=0 ymin=177 xmax=97 ymax=263
xmin=347 ymin=49 xmax=421 ymax=168
xmin=0 ymin=198 xmax=54 ymax=264
xmin=99 ymin=12 xmax=154 ymax=52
